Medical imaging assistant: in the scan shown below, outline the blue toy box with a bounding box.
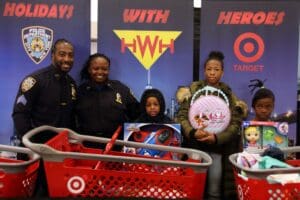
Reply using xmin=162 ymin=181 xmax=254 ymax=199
xmin=123 ymin=123 xmax=182 ymax=159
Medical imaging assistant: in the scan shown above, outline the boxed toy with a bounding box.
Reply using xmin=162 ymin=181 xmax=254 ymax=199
xmin=242 ymin=121 xmax=289 ymax=152
xmin=123 ymin=123 xmax=182 ymax=159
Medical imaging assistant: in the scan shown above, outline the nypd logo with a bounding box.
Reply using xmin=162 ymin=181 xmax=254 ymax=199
xmin=22 ymin=26 xmax=53 ymax=64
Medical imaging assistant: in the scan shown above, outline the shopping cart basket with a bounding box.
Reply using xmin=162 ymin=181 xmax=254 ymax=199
xmin=23 ymin=125 xmax=212 ymax=199
xmin=0 ymin=144 xmax=40 ymax=197
xmin=229 ymin=146 xmax=300 ymax=200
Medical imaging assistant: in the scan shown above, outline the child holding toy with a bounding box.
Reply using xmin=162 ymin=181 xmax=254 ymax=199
xmin=176 ymin=51 xmax=244 ymax=200
xmin=127 ymin=88 xmax=179 ymax=158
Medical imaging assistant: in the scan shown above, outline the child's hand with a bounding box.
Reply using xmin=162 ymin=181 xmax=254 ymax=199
xmin=194 ymin=126 xmax=209 ymax=139
xmin=197 ymin=133 xmax=216 ymax=144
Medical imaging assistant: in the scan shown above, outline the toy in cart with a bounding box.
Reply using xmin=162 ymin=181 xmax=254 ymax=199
xmin=0 ymin=144 xmax=40 ymax=198
xmin=22 ymin=125 xmax=212 ymax=199
xmin=123 ymin=123 xmax=182 ymax=159
xmin=229 ymin=146 xmax=300 ymax=200
xmin=242 ymin=121 xmax=289 ymax=152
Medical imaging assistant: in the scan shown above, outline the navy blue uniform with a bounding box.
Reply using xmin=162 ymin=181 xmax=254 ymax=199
xmin=12 ymin=65 xmax=77 ymax=140
xmin=76 ymin=80 xmax=140 ymax=138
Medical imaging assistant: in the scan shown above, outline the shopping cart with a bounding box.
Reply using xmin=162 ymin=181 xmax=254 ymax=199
xmin=229 ymin=147 xmax=300 ymax=200
xmin=0 ymin=144 xmax=40 ymax=197
xmin=22 ymin=125 xmax=212 ymax=199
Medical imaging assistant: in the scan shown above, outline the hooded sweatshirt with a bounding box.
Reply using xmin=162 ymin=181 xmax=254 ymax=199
xmin=135 ymin=88 xmax=173 ymax=124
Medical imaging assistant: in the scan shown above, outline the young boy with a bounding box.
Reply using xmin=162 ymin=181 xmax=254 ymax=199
xmin=250 ymin=84 xmax=295 ymax=158
xmin=127 ymin=88 xmax=178 ymax=158
xmin=251 ymin=87 xmax=275 ymax=121
xmin=136 ymin=88 xmax=173 ymax=123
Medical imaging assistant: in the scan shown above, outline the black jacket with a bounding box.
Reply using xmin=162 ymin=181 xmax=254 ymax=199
xmin=136 ymin=88 xmax=173 ymax=124
xmin=12 ymin=65 xmax=77 ymax=139
xmin=75 ymin=80 xmax=140 ymax=138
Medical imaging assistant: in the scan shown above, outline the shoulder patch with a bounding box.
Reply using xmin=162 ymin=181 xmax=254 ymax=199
xmin=21 ymin=77 xmax=36 ymax=93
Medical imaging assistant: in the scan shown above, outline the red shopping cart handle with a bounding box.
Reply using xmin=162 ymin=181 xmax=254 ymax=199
xmin=103 ymin=126 xmax=122 ymax=154
xmin=94 ymin=126 xmax=122 ymax=170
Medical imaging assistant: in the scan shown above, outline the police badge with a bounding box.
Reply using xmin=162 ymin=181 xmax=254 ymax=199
xmin=22 ymin=26 xmax=53 ymax=64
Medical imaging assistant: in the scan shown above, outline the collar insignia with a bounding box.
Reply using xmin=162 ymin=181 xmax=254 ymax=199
xmin=71 ymin=84 xmax=76 ymax=100
xmin=115 ymin=93 xmax=122 ymax=104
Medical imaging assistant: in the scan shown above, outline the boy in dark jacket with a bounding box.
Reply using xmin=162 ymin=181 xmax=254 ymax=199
xmin=136 ymin=88 xmax=173 ymax=124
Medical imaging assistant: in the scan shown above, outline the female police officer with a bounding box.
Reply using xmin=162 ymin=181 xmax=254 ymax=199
xmin=75 ymin=53 xmax=140 ymax=146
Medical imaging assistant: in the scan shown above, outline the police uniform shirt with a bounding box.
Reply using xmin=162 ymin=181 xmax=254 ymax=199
xmin=76 ymin=80 xmax=140 ymax=138
xmin=12 ymin=65 xmax=77 ymax=137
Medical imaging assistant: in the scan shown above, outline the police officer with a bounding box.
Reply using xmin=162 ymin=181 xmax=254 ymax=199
xmin=12 ymin=38 xmax=77 ymax=197
xmin=12 ymin=38 xmax=77 ymax=142
xmin=76 ymin=53 xmax=140 ymax=143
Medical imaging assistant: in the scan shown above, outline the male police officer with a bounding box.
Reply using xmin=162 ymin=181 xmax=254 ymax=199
xmin=12 ymin=38 xmax=77 ymax=141
xmin=12 ymin=38 xmax=77 ymax=197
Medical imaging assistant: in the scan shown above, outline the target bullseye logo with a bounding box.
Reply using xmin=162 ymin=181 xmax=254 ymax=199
xmin=234 ymin=32 xmax=264 ymax=63
xmin=67 ymin=176 xmax=85 ymax=194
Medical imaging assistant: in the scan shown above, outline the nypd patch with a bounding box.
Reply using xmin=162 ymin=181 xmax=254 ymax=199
xmin=22 ymin=26 xmax=53 ymax=64
xmin=21 ymin=77 xmax=36 ymax=93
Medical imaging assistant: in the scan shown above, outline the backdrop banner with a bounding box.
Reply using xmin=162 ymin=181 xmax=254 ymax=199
xmin=0 ymin=0 xmax=90 ymax=144
xmin=200 ymin=0 xmax=299 ymax=141
xmin=98 ymin=0 xmax=194 ymax=118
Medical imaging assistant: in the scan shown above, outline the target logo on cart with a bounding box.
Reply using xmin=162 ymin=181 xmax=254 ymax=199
xmin=234 ymin=32 xmax=264 ymax=63
xmin=67 ymin=176 xmax=85 ymax=194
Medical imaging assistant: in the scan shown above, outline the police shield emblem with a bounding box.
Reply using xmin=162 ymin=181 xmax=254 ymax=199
xmin=22 ymin=26 xmax=53 ymax=64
